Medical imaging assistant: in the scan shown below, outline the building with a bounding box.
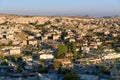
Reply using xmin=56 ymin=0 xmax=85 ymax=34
xmin=75 ymin=58 xmax=101 ymax=65
xmin=22 ymin=56 xmax=33 ymax=61
xmin=52 ymin=34 xmax=60 ymax=40
xmin=65 ymin=52 xmax=73 ymax=58
xmin=54 ymin=58 xmax=73 ymax=68
xmin=39 ymin=53 xmax=54 ymax=60
xmin=27 ymin=40 xmax=37 ymax=46
xmin=9 ymin=47 xmax=21 ymax=55
xmin=104 ymin=53 xmax=120 ymax=60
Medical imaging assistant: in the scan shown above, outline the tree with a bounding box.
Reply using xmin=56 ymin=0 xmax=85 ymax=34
xmin=11 ymin=56 xmax=18 ymax=63
xmin=70 ymin=42 xmax=77 ymax=59
xmin=61 ymin=31 xmax=68 ymax=40
xmin=99 ymin=65 xmax=110 ymax=74
xmin=53 ymin=61 xmax=61 ymax=69
xmin=16 ymin=67 xmax=23 ymax=72
xmin=7 ymin=41 xmax=13 ymax=46
xmin=63 ymin=71 xmax=80 ymax=80
xmin=29 ymin=20 xmax=38 ymax=26
xmin=0 ymin=61 xmax=9 ymax=66
xmin=56 ymin=44 xmax=68 ymax=58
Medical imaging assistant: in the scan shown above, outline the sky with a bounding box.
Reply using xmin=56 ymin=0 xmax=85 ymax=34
xmin=0 ymin=0 xmax=120 ymax=17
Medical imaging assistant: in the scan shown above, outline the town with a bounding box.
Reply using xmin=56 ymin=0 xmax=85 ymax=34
xmin=0 ymin=14 xmax=120 ymax=80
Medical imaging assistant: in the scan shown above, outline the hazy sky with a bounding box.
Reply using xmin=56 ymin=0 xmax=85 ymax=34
xmin=0 ymin=0 xmax=120 ymax=17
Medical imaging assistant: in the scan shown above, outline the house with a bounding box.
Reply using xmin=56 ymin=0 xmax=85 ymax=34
xmin=97 ymin=41 xmax=102 ymax=45
xmin=9 ymin=47 xmax=21 ymax=55
xmin=54 ymin=58 xmax=73 ymax=68
xmin=0 ymin=39 xmax=9 ymax=44
xmin=43 ymin=33 xmax=52 ymax=38
xmin=104 ymin=31 xmax=110 ymax=35
xmin=112 ymin=33 xmax=117 ymax=37
xmin=89 ymin=42 xmax=98 ymax=49
xmin=21 ymin=40 xmax=27 ymax=46
xmin=24 ymin=61 xmax=40 ymax=70
xmin=12 ymin=40 xmax=21 ymax=46
xmin=81 ymin=46 xmax=90 ymax=53
xmin=76 ymin=35 xmax=82 ymax=41
xmin=1 ymin=49 xmax=9 ymax=56
xmin=64 ymin=35 xmax=70 ymax=40
xmin=41 ymin=36 xmax=48 ymax=41
xmin=39 ymin=53 xmax=54 ymax=60
xmin=75 ymin=58 xmax=101 ymax=65
xmin=27 ymin=40 xmax=37 ymax=46
xmin=65 ymin=52 xmax=73 ymax=58
xmin=35 ymin=33 xmax=41 ymax=38
xmin=33 ymin=53 xmax=54 ymax=60
xmin=27 ymin=35 xmax=34 ymax=40
xmin=52 ymin=34 xmax=60 ymax=40
xmin=22 ymin=56 xmax=33 ymax=61
xmin=69 ymin=38 xmax=76 ymax=42
xmin=104 ymin=53 xmax=120 ymax=60
xmin=6 ymin=34 xmax=14 ymax=40
xmin=46 ymin=40 xmax=60 ymax=48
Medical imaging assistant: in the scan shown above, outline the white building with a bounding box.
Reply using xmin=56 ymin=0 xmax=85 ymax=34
xmin=104 ymin=53 xmax=120 ymax=60
xmin=27 ymin=35 xmax=34 ymax=40
xmin=9 ymin=47 xmax=21 ymax=55
xmin=28 ymin=40 xmax=37 ymax=46
xmin=39 ymin=54 xmax=54 ymax=60
xmin=6 ymin=34 xmax=14 ymax=40
xmin=52 ymin=35 xmax=60 ymax=40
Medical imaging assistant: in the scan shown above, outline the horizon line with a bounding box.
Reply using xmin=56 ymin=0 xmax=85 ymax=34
xmin=0 ymin=13 xmax=120 ymax=18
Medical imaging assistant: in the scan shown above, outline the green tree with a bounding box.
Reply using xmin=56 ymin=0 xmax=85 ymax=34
xmin=17 ymin=67 xmax=23 ymax=72
xmin=53 ymin=61 xmax=61 ymax=69
xmin=61 ymin=31 xmax=68 ymax=40
xmin=56 ymin=44 xmax=68 ymax=58
xmin=63 ymin=71 xmax=80 ymax=80
xmin=11 ymin=56 xmax=18 ymax=63
xmin=0 ymin=61 xmax=9 ymax=66
xmin=99 ymin=65 xmax=110 ymax=74
xmin=7 ymin=41 xmax=13 ymax=46
xmin=70 ymin=42 xmax=77 ymax=59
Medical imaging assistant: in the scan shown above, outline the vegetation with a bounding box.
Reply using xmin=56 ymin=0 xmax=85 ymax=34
xmin=0 ymin=21 xmax=8 ymax=25
xmin=54 ymin=61 xmax=61 ymax=69
xmin=0 ymin=60 xmax=9 ymax=66
xmin=70 ymin=42 xmax=77 ymax=59
xmin=61 ymin=31 xmax=68 ymax=40
xmin=21 ymin=50 xmax=32 ymax=56
xmin=0 ymin=41 xmax=13 ymax=46
xmin=98 ymin=65 xmax=110 ymax=75
xmin=56 ymin=44 xmax=68 ymax=58
xmin=63 ymin=71 xmax=80 ymax=80
xmin=29 ymin=20 xmax=38 ymax=26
